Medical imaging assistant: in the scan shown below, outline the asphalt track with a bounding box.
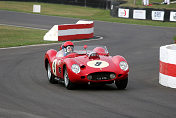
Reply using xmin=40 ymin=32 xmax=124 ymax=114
xmin=0 ymin=10 xmax=176 ymax=118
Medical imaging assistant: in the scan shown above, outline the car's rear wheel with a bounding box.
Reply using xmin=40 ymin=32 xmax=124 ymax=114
xmin=115 ymin=77 xmax=128 ymax=90
xmin=64 ymin=68 xmax=75 ymax=90
xmin=47 ymin=63 xmax=57 ymax=84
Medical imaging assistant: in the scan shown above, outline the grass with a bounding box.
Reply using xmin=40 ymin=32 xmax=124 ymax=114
xmin=0 ymin=1 xmax=175 ymax=48
xmin=0 ymin=25 xmax=56 ymax=48
xmin=0 ymin=1 xmax=175 ymax=27
xmin=0 ymin=1 xmax=103 ymax=18
xmin=174 ymin=36 xmax=176 ymax=40
xmin=121 ymin=0 xmax=176 ymax=10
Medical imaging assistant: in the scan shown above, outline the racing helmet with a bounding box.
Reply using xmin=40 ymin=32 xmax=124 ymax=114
xmin=63 ymin=41 xmax=74 ymax=47
xmin=63 ymin=41 xmax=74 ymax=54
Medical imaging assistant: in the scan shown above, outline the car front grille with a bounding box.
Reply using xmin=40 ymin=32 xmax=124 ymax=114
xmin=87 ymin=72 xmax=115 ymax=81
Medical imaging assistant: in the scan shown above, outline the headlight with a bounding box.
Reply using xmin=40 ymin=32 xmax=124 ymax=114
xmin=119 ymin=61 xmax=128 ymax=71
xmin=71 ymin=64 xmax=80 ymax=74
xmin=87 ymin=75 xmax=92 ymax=80
xmin=110 ymin=73 xmax=116 ymax=79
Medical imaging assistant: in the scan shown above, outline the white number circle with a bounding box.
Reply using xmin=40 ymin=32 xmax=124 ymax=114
xmin=87 ymin=60 xmax=109 ymax=68
xmin=52 ymin=59 xmax=57 ymax=76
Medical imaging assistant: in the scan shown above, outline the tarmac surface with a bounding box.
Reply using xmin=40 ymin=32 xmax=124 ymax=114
xmin=0 ymin=10 xmax=176 ymax=118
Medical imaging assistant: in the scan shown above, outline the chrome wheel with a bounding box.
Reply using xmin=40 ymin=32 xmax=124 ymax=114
xmin=64 ymin=67 xmax=75 ymax=90
xmin=64 ymin=69 xmax=69 ymax=87
xmin=47 ymin=63 xmax=57 ymax=84
xmin=47 ymin=63 xmax=51 ymax=80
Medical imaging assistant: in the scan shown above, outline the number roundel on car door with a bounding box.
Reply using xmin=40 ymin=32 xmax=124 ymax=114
xmin=52 ymin=59 xmax=57 ymax=76
xmin=87 ymin=60 xmax=109 ymax=68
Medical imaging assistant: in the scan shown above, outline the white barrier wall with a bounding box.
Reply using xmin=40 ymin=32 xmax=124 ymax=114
xmin=33 ymin=5 xmax=41 ymax=13
xmin=118 ymin=8 xmax=129 ymax=18
xmin=43 ymin=20 xmax=94 ymax=41
xmin=152 ymin=11 xmax=165 ymax=21
xmin=111 ymin=7 xmax=176 ymax=22
xmin=159 ymin=44 xmax=176 ymax=88
xmin=133 ymin=10 xmax=146 ymax=20
xmin=170 ymin=12 xmax=176 ymax=21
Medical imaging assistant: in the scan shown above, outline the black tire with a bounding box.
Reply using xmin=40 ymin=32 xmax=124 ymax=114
xmin=64 ymin=67 xmax=75 ymax=90
xmin=115 ymin=77 xmax=128 ymax=90
xmin=47 ymin=63 xmax=57 ymax=84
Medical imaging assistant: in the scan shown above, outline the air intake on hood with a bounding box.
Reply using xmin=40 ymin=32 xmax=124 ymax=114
xmin=80 ymin=65 xmax=86 ymax=69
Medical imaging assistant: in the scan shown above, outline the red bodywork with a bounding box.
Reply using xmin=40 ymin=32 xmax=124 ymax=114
xmin=44 ymin=46 xmax=129 ymax=84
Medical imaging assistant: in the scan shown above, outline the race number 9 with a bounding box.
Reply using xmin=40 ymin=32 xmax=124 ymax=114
xmin=87 ymin=60 xmax=109 ymax=68
xmin=95 ymin=62 xmax=102 ymax=66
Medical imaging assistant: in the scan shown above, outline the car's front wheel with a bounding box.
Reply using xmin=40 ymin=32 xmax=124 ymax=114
xmin=64 ymin=68 xmax=75 ymax=90
xmin=115 ymin=77 xmax=128 ymax=90
xmin=47 ymin=63 xmax=57 ymax=84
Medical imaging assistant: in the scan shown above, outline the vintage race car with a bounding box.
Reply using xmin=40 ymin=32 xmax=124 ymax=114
xmin=44 ymin=45 xmax=129 ymax=90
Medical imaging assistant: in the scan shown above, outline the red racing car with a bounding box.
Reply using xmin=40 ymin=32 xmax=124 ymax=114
xmin=44 ymin=41 xmax=129 ymax=90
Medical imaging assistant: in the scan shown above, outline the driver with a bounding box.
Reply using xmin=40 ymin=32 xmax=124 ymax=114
xmin=62 ymin=41 xmax=74 ymax=56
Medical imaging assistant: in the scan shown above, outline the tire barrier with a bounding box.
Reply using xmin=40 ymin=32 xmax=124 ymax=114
xmin=110 ymin=5 xmax=176 ymax=22
xmin=43 ymin=20 xmax=94 ymax=41
xmin=159 ymin=44 xmax=176 ymax=88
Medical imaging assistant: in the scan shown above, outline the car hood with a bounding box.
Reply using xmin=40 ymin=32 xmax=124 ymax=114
xmin=71 ymin=55 xmax=119 ymax=74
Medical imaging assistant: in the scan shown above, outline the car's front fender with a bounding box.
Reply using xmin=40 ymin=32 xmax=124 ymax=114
xmin=112 ymin=55 xmax=129 ymax=76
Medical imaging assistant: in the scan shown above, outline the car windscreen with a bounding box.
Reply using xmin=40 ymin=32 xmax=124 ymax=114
xmin=74 ymin=45 xmax=108 ymax=55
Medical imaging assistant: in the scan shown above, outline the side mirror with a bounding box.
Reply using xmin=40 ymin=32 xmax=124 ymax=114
xmin=84 ymin=45 xmax=88 ymax=49
xmin=84 ymin=45 xmax=88 ymax=54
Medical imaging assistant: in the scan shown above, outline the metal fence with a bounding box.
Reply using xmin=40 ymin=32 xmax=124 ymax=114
xmin=1 ymin=0 xmax=112 ymax=9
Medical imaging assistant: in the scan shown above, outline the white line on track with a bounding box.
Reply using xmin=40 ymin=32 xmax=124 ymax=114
xmin=0 ymin=37 xmax=103 ymax=50
xmin=0 ymin=24 xmax=48 ymax=30
xmin=0 ymin=23 xmax=103 ymax=50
